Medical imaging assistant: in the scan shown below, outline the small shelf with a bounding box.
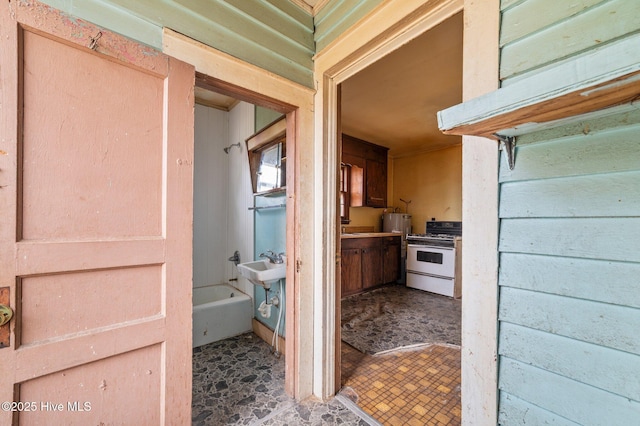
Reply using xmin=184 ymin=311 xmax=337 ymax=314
xmin=254 ymin=187 xmax=286 ymax=197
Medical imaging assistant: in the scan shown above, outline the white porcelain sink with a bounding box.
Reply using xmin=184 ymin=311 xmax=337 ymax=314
xmin=237 ymin=257 xmax=286 ymax=289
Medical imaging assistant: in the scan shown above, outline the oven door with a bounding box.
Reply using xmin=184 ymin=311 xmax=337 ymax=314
xmin=406 ymin=244 xmax=455 ymax=278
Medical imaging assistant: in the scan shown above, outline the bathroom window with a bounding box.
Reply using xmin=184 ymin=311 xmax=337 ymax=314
xmin=247 ymin=117 xmax=286 ymax=194
xmin=256 ymin=139 xmax=285 ymax=193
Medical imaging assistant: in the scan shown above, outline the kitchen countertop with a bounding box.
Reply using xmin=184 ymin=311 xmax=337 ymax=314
xmin=341 ymin=232 xmax=402 ymax=239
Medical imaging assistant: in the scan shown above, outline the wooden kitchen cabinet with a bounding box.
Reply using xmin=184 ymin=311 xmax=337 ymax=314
xmin=341 ymin=247 xmax=362 ymax=296
xmin=382 ymin=236 xmax=401 ymax=284
xmin=365 ymin=159 xmax=387 ymax=207
xmin=341 ymin=134 xmax=388 ymax=208
xmin=341 ymin=235 xmax=400 ymax=297
xmin=361 ymin=244 xmax=383 ymax=289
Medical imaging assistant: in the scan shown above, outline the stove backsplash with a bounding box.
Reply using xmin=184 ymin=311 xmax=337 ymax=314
xmin=425 ymin=221 xmax=462 ymax=236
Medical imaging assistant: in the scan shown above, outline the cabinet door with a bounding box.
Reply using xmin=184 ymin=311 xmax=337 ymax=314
xmin=366 ymin=159 xmax=387 ymax=207
xmin=343 ymin=153 xmax=364 ymax=207
xmin=341 ymin=248 xmax=362 ymax=296
xmin=362 ymin=245 xmax=383 ymax=289
xmin=383 ymin=241 xmax=401 ymax=283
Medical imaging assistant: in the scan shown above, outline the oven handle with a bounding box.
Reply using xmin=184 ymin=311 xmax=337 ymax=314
xmin=406 ymin=270 xmax=454 ymax=280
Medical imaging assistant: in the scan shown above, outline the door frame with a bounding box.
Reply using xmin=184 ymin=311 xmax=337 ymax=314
xmin=163 ymin=29 xmax=316 ymax=400
xmin=314 ymin=0 xmax=500 ymax=423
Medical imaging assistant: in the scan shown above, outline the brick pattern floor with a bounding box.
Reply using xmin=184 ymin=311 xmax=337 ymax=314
xmin=342 ymin=342 xmax=461 ymax=425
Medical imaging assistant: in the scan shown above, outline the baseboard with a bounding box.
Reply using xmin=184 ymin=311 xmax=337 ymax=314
xmin=252 ymin=318 xmax=286 ymax=357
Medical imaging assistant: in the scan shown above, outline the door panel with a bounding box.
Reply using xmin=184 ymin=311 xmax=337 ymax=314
xmin=19 ymin=345 xmax=162 ymax=424
xmin=19 ymin=266 xmax=162 ymax=345
xmin=21 ymin=30 xmax=164 ymax=241
xmin=0 ymin=2 xmax=194 ymax=424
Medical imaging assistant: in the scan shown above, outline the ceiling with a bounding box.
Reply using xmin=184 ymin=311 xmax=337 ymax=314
xmin=194 ymin=87 xmax=239 ymax=111
xmin=340 ymin=12 xmax=463 ymax=157
xmin=196 ymin=11 xmax=463 ymax=158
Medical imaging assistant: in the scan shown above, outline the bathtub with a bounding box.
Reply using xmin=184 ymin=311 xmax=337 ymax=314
xmin=192 ymin=284 xmax=253 ymax=348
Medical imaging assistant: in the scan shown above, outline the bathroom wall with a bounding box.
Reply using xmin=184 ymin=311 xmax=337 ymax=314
xmin=193 ymin=101 xmax=285 ymax=334
xmin=193 ymin=104 xmax=229 ymax=288
xmin=253 ymin=192 xmax=287 ymax=336
xmin=193 ymin=102 xmax=255 ymax=297
xmin=227 ymin=102 xmax=256 ymax=297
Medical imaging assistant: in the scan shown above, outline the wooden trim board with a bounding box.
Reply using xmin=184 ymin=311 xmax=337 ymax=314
xmin=438 ymin=33 xmax=640 ymax=138
xmin=252 ymin=318 xmax=286 ymax=357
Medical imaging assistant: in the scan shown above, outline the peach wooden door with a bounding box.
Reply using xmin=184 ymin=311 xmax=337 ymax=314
xmin=0 ymin=2 xmax=194 ymax=424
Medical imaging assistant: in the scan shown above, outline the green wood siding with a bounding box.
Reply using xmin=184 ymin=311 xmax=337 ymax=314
xmin=497 ymin=108 xmax=640 ymax=424
xmin=41 ymin=0 xmax=315 ymax=88
xmin=499 ymin=0 xmax=640 ymax=85
xmin=314 ymin=0 xmax=383 ymax=53
xmin=255 ymin=106 xmax=284 ymax=132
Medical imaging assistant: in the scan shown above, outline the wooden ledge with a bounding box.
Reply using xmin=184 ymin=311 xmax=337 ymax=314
xmin=438 ymin=34 xmax=640 ymax=139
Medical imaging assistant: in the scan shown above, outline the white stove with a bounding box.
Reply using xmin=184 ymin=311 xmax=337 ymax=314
xmin=406 ymin=221 xmax=462 ymax=297
xmin=406 ymin=233 xmax=457 ymax=247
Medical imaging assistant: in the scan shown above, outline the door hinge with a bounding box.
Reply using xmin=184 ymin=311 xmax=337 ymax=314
xmin=296 ymin=259 xmax=301 ymax=273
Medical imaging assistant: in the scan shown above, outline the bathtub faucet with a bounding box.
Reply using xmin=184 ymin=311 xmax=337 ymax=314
xmin=259 ymin=250 xmax=285 ymax=264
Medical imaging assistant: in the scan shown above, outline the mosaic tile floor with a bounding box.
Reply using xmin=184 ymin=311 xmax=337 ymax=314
xmin=192 ymin=333 xmax=372 ymax=425
xmin=193 ymin=285 xmax=462 ymax=425
xmin=341 ymin=342 xmax=462 ymax=425
xmin=341 ymin=284 xmax=462 ymax=354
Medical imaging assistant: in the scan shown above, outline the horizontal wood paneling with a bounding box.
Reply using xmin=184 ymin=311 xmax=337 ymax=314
xmin=499 ymin=121 xmax=640 ymax=183
xmin=500 ymin=0 xmax=526 ymax=11
xmin=499 ymin=287 xmax=640 ymax=355
xmin=42 ymin=0 xmax=314 ymax=87
xmin=500 ymin=0 xmax=606 ymax=46
xmin=499 ymin=170 xmax=640 ymax=218
xmin=42 ymin=0 xmax=162 ymax=48
xmin=173 ymin=0 xmax=313 ymax=64
xmin=249 ymin=0 xmax=314 ymax=36
xmin=499 ymin=393 xmax=581 ymax=426
xmin=496 ymin=39 xmax=640 ymax=426
xmin=499 ymin=253 xmax=640 ymax=309
xmin=499 ymin=217 xmax=640 ymax=262
xmin=499 ymin=358 xmax=640 ymax=425
xmin=500 ymin=0 xmax=640 ymax=81
xmin=499 ymin=323 xmax=640 ymax=399
xmin=314 ymin=0 xmax=383 ymax=53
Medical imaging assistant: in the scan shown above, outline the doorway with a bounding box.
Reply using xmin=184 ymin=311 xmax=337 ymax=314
xmin=319 ymin=0 xmax=500 ymax=421
xmin=163 ymin=28 xmax=316 ymax=400
xmin=335 ymin=11 xmax=464 ymax=424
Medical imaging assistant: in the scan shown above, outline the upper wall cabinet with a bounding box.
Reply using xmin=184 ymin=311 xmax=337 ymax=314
xmin=247 ymin=117 xmax=286 ymax=194
xmin=342 ymin=134 xmax=388 ymax=208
